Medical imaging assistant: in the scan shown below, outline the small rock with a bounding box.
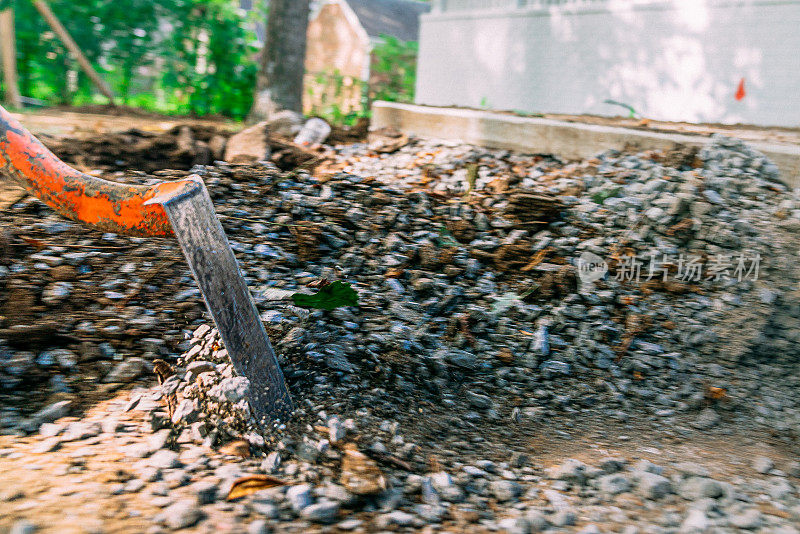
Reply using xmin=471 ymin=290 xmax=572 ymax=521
xmin=286 ymin=484 xmax=313 ymax=511
xmin=525 ymin=510 xmax=549 ymax=532
xmin=677 ymin=477 xmax=724 ymax=500
xmin=551 ymin=509 xmax=576 ymax=527
xmin=498 ymin=517 xmax=530 ymax=534
xmin=680 ymin=509 xmax=709 ymax=533
xmin=9 ymin=519 xmax=36 ymax=534
xmin=729 ymin=508 xmax=762 ymax=529
xmin=637 ymin=472 xmax=672 ymax=500
xmin=162 ymin=499 xmax=203 ymax=529
xmin=597 ymin=473 xmax=631 ymax=495
xmin=300 ymin=500 xmax=339 ymax=523
xmin=247 ymin=519 xmax=269 ymax=534
xmin=752 ymin=456 xmax=774 ymax=474
xmin=547 ymin=458 xmax=587 ymax=484
xmin=691 ymin=407 xmax=720 ymax=429
xmin=192 ymin=481 xmax=218 ymax=504
xmin=489 ymin=479 xmax=522 ymax=502
xmin=261 ymin=451 xmax=281 ymax=473
xmin=377 ymin=510 xmax=415 ymax=528
xmin=149 ymin=449 xmax=181 ymax=469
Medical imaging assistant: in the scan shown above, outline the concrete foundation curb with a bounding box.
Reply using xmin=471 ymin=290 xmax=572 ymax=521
xmin=372 ymin=102 xmax=800 ymax=189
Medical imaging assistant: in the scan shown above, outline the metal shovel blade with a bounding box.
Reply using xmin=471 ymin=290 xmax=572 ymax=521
xmin=146 ymin=176 xmax=293 ymax=424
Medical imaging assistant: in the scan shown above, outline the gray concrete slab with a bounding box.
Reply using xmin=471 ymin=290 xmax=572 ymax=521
xmin=372 ymin=102 xmax=800 ymax=188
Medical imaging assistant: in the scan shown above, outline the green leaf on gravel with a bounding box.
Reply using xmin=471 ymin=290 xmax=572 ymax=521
xmin=591 ymin=187 xmax=622 ymax=205
xmin=292 ymin=281 xmax=359 ymax=310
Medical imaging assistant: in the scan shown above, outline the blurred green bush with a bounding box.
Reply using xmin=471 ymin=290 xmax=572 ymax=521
xmin=0 ymin=0 xmax=261 ymax=119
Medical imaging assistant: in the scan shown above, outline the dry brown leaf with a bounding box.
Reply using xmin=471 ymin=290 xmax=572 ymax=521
xmin=339 ymin=445 xmax=386 ymax=496
xmin=495 ymin=348 xmax=514 ymax=365
xmin=486 ymin=177 xmax=509 ymax=194
xmin=19 ymin=235 xmax=47 ymax=250
xmin=219 ymin=440 xmax=251 ymax=458
xmin=706 ymin=386 xmax=728 ymax=401
xmin=226 ymin=475 xmax=286 ymax=501
xmin=520 ymin=248 xmax=551 ymax=272
xmin=384 ymin=268 xmax=405 ymax=279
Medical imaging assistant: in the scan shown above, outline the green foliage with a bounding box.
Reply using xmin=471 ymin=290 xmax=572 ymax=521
xmin=591 ymin=187 xmax=622 ymax=204
xmin=305 ymin=69 xmax=367 ymax=126
xmin=292 ymin=281 xmax=359 ymax=310
xmin=369 ymin=35 xmax=418 ymax=103
xmin=2 ymin=0 xmax=261 ymax=118
xmin=307 ymin=35 xmax=419 ymax=125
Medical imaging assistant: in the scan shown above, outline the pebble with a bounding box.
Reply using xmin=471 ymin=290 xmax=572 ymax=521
xmin=148 ymin=450 xmax=181 ymax=469
xmin=161 ymin=499 xmax=203 ymax=529
xmin=286 ymin=484 xmax=313 ymax=511
xmin=9 ymin=520 xmax=36 ymax=534
xmin=300 ymin=500 xmax=339 ymax=523
xmin=2 ymin=133 xmax=799 ymax=534
xmin=636 ymin=472 xmax=673 ymax=500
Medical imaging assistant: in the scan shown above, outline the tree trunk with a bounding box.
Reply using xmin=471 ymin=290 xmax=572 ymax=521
xmin=248 ymin=0 xmax=310 ymax=123
xmin=32 ymin=0 xmax=116 ymax=105
xmin=0 ymin=8 xmax=22 ymax=108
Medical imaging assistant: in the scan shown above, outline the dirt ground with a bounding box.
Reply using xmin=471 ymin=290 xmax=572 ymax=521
xmin=7 ymin=107 xmax=236 ymax=138
xmin=540 ymin=112 xmax=800 ymax=147
xmin=0 ymin=390 xmax=795 ymax=534
xmin=1 ymin=106 xmax=799 ymax=533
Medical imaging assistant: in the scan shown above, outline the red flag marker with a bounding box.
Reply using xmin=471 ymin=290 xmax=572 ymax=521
xmin=735 ymin=78 xmax=746 ymax=101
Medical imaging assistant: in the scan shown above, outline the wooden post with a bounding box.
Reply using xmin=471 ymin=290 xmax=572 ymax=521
xmin=32 ymin=0 xmax=116 ymax=105
xmin=0 ymin=8 xmax=22 ymax=108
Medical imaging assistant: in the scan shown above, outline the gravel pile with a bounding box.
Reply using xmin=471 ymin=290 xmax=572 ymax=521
xmin=2 ymin=133 xmax=800 ymax=532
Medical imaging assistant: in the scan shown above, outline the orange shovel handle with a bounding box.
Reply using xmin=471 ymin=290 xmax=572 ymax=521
xmin=0 ymin=104 xmax=194 ymax=237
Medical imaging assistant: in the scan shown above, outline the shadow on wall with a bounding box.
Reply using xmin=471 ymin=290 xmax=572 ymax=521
xmin=417 ymin=0 xmax=796 ymax=125
xmin=593 ymin=0 xmax=760 ymax=123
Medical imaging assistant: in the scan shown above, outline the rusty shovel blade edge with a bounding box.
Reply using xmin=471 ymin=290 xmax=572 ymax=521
xmin=152 ymin=176 xmax=293 ymax=425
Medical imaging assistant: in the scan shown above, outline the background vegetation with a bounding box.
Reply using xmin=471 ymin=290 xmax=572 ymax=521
xmin=0 ymin=0 xmax=418 ymax=122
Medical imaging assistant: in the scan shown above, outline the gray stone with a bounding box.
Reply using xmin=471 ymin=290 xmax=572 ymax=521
xmin=162 ymin=499 xmax=203 ymax=529
xmin=677 ymin=477 xmax=724 ymax=500
xmin=547 ymin=458 xmax=587 ymax=484
xmin=247 ymin=519 xmax=269 ymax=534
xmin=171 ymin=399 xmax=198 ymax=425
xmin=752 ymin=456 xmax=774 ymax=474
xmin=328 ymin=418 xmax=346 ymax=443
xmin=286 ymin=484 xmax=313 ymax=511
xmin=104 ymin=358 xmax=145 ymax=383
xmin=768 ymin=478 xmax=794 ymax=500
xmin=9 ymin=520 xmax=36 ymax=534
xmin=729 ymin=508 xmax=761 ymax=529
xmin=261 ymin=451 xmax=281 ymax=473
xmin=551 ymin=509 xmax=577 ymax=527
xmin=378 ymin=510 xmax=415 ymax=527
xmin=690 ymin=408 xmax=720 ymax=429
xmin=336 ymin=519 xmax=363 ymax=531
xmin=191 ymin=481 xmax=218 ymax=504
xmin=597 ymin=473 xmax=631 ymax=495
xmin=490 ymin=480 xmax=522 ymax=502
xmin=679 ymin=509 xmax=709 ymax=533
xmin=146 ymin=429 xmax=172 ymax=452
xmin=466 ymin=391 xmax=493 ymax=409
xmin=300 ymin=500 xmax=339 ymax=523
xmin=31 ymin=437 xmax=61 ymax=454
xmin=525 ymin=510 xmax=549 ymax=532
xmin=637 ymin=472 xmax=672 ymax=500
xmin=498 ymin=517 xmax=530 ymax=534
xmin=149 ymin=449 xmax=181 ymax=469
xmin=26 ymin=400 xmax=71 ymax=429
xmin=212 ymin=376 xmax=250 ymax=403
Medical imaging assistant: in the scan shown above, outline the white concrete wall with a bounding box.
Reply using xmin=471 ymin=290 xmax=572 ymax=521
xmin=415 ymin=0 xmax=800 ymax=127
